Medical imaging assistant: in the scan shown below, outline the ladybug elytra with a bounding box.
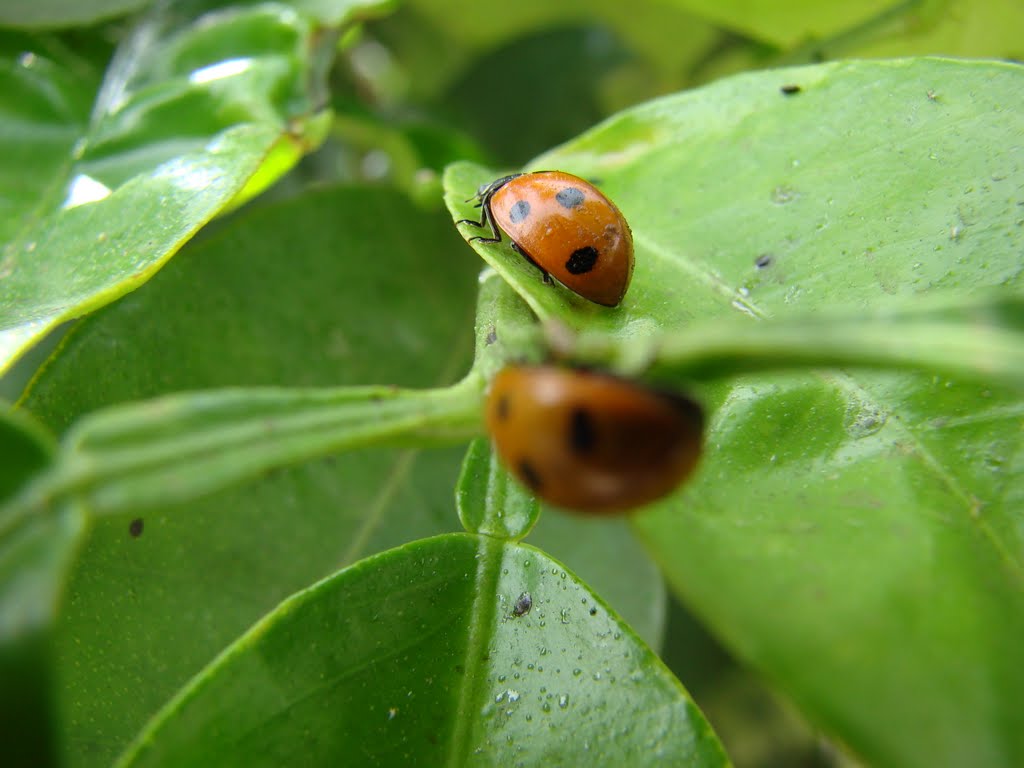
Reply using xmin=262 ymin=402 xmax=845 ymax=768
xmin=485 ymin=365 xmax=703 ymax=514
xmin=458 ymin=171 xmax=634 ymax=307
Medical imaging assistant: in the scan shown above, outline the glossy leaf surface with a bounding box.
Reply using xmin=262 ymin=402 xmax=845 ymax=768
xmin=117 ymin=534 xmax=725 ymax=767
xmin=447 ymin=58 xmax=1024 ymax=768
xmin=0 ymin=2 xmax=344 ymax=374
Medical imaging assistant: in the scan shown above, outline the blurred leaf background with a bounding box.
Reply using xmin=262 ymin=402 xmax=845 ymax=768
xmin=1 ymin=1 xmax=1021 ymax=767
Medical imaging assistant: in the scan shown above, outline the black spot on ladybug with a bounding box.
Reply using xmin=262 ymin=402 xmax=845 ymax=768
xmin=509 ymin=200 xmax=531 ymax=224
xmin=485 ymin=326 xmax=498 ymax=345
xmin=780 ymin=84 xmax=802 ymax=95
xmin=565 ymin=246 xmax=599 ymax=275
xmin=555 ymin=187 xmax=586 ymax=209
xmin=518 ymin=459 xmax=543 ymax=490
xmin=569 ymin=408 xmax=596 ymax=455
xmin=512 ymin=591 xmax=533 ymax=617
xmin=755 ymin=253 xmax=774 ymax=268
xmin=496 ymin=394 xmax=510 ymax=421
xmin=129 ymin=518 xmax=144 ymax=538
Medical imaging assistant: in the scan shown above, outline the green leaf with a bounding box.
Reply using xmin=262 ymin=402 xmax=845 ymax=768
xmin=448 ymin=58 xmax=1023 ymax=337
xmin=662 ymin=0 xmax=896 ymax=48
xmin=457 ymin=437 xmax=540 ymax=540
xmin=565 ymin=292 xmax=1024 ymax=389
xmin=446 ymin=58 xmax=1024 ymax=767
xmin=0 ymin=2 xmax=346 ymax=374
xmin=0 ymin=406 xmax=69 ymax=768
xmin=21 ymin=185 xmax=479 ymax=429
xmin=441 ymin=25 xmax=637 ymax=165
xmin=13 ymin=184 xmax=482 ymax=767
xmin=18 ymin=185 xmax=485 ymax=514
xmin=666 ymin=0 xmax=1024 ymax=61
xmin=0 ymin=406 xmax=82 ymax=768
xmin=116 ymin=534 xmax=727 ymax=767
xmin=0 ymin=0 xmax=147 ymax=29
xmin=526 ymin=512 xmax=667 ymax=652
xmin=0 ymin=31 xmax=100 ymax=245
xmin=0 ymin=504 xmax=83 ymax=768
xmin=40 ymin=383 xmax=479 ymax=513
xmin=785 ymin=0 xmax=1024 ymax=63
xmin=0 ymin=405 xmax=54 ymax=504
xmin=376 ymin=0 xmax=720 ymax=140
xmin=293 ymin=0 xmax=398 ymax=27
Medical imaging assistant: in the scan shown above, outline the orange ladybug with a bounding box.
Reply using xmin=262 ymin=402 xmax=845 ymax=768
xmin=458 ymin=171 xmax=634 ymax=307
xmin=485 ymin=365 xmax=704 ymax=514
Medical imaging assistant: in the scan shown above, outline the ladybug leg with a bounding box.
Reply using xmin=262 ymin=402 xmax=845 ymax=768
xmin=457 ymin=197 xmax=502 ymax=243
xmin=509 ymin=241 xmax=552 ymax=284
xmin=455 ymin=213 xmax=486 ymax=228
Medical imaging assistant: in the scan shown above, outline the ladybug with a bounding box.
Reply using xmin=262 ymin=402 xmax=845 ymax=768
xmin=485 ymin=365 xmax=704 ymax=514
xmin=458 ymin=171 xmax=634 ymax=307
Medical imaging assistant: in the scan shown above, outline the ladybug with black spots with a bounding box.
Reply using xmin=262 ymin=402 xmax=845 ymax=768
xmin=485 ymin=365 xmax=704 ymax=514
xmin=458 ymin=171 xmax=634 ymax=307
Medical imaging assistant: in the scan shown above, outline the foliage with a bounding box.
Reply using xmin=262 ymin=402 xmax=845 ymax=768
xmin=1 ymin=1 xmax=1021 ymax=767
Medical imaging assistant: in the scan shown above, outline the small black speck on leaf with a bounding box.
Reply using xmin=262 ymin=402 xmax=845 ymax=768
xmin=780 ymin=84 xmax=801 ymax=95
xmin=755 ymin=253 xmax=774 ymax=268
xmin=129 ymin=518 xmax=144 ymax=538
xmin=512 ymin=592 xmax=533 ymax=617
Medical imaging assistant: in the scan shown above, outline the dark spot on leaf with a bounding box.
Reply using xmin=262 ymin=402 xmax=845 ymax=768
xmin=569 ymin=408 xmax=596 ymax=454
xmin=129 ymin=518 xmax=144 ymax=538
xmin=518 ymin=459 xmax=543 ymax=490
xmin=565 ymin=246 xmax=599 ymax=274
xmin=509 ymin=200 xmax=531 ymax=224
xmin=780 ymin=84 xmax=802 ymax=95
xmin=485 ymin=327 xmax=498 ymax=345
xmin=555 ymin=187 xmax=585 ymax=209
xmin=512 ymin=592 xmax=533 ymax=617
xmin=589 ymin=606 xmax=598 ymax=616
xmin=455 ymin=664 xmax=465 ymax=674
xmin=755 ymin=253 xmax=774 ymax=268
